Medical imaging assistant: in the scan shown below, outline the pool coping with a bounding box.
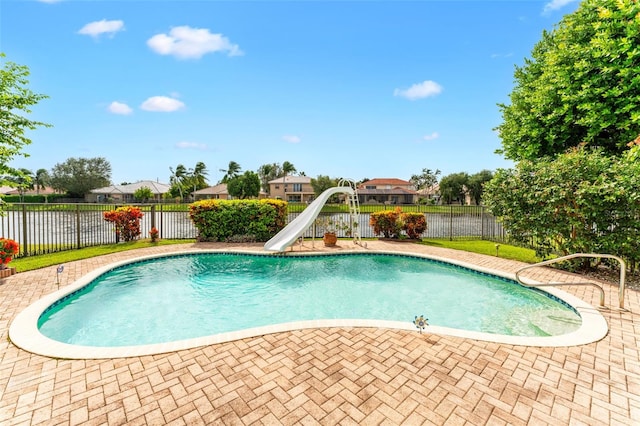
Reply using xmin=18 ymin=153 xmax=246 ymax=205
xmin=8 ymin=249 xmax=609 ymax=359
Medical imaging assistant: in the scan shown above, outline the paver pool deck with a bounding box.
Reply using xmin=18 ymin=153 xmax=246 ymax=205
xmin=1 ymin=241 xmax=639 ymax=425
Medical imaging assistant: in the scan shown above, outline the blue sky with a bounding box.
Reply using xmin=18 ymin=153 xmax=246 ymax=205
xmin=3 ymin=0 xmax=581 ymax=186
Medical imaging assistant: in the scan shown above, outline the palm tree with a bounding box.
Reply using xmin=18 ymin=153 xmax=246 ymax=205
xmin=219 ymin=161 xmax=241 ymax=184
xmin=281 ymin=161 xmax=296 ymax=197
xmin=192 ymin=162 xmax=209 ymax=189
xmin=257 ymin=163 xmax=279 ymax=194
xmin=169 ymin=164 xmax=187 ymax=201
xmin=34 ymin=168 xmax=50 ymax=195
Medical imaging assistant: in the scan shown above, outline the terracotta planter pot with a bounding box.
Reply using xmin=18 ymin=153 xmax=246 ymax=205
xmin=323 ymin=232 xmax=337 ymax=247
xmin=0 ymin=267 xmax=17 ymax=279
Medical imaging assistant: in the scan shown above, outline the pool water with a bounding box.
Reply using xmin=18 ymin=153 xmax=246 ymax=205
xmin=38 ymin=253 xmax=582 ymax=347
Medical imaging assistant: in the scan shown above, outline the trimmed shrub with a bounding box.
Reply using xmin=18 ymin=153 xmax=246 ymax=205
xmin=370 ymin=208 xmax=402 ymax=238
xmin=103 ymin=206 xmax=144 ymax=242
xmin=1 ymin=194 xmax=67 ymax=203
xmin=189 ymin=199 xmax=287 ymax=242
xmin=369 ymin=207 xmax=427 ymax=239
xmin=402 ymin=212 xmax=428 ymax=239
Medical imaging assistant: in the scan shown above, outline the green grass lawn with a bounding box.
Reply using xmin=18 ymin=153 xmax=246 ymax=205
xmin=418 ymin=239 xmax=541 ymax=263
xmin=11 ymin=240 xmax=194 ymax=273
xmin=9 ymin=238 xmax=539 ymax=273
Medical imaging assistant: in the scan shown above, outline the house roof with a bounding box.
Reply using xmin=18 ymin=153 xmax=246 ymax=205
xmin=417 ymin=184 xmax=440 ymax=196
xmin=358 ymin=178 xmax=412 ymax=188
xmin=0 ymin=186 xmax=58 ymax=195
xmin=193 ymin=184 xmax=228 ymax=195
xmin=0 ymin=186 xmax=16 ymax=195
xmin=268 ymin=176 xmax=312 ymax=184
xmin=357 ymin=188 xmax=417 ymax=195
xmin=91 ymin=180 xmax=171 ymax=195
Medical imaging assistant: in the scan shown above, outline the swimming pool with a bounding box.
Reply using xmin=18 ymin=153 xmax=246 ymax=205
xmin=10 ymin=250 xmax=608 ymax=359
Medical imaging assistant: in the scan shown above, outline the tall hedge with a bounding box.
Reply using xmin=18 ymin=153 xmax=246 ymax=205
xmin=189 ymin=199 xmax=287 ymax=242
xmin=484 ymin=145 xmax=640 ymax=268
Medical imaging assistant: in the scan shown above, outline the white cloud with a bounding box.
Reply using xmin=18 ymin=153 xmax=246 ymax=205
xmin=147 ymin=26 xmax=243 ymax=59
xmin=140 ymin=96 xmax=185 ymax=112
xmin=394 ymin=80 xmax=443 ymax=100
xmin=282 ymin=135 xmax=301 ymax=144
xmin=543 ymin=0 xmax=578 ymax=13
xmin=78 ymin=19 xmax=124 ymax=38
xmin=176 ymin=141 xmax=208 ymax=150
xmin=423 ymin=132 xmax=440 ymax=141
xmin=107 ymin=101 xmax=133 ymax=115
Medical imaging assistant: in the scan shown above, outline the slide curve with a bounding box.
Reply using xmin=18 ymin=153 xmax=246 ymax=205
xmin=264 ymin=186 xmax=355 ymax=252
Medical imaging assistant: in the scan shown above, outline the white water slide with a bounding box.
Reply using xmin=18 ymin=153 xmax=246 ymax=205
xmin=264 ymin=186 xmax=355 ymax=252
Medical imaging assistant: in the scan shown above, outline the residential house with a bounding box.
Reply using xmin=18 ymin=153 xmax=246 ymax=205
xmin=193 ymin=183 xmax=270 ymax=201
xmin=0 ymin=185 xmax=58 ymax=198
xmin=417 ymin=184 xmax=440 ymax=204
xmin=356 ymin=178 xmax=418 ymax=205
xmin=192 ymin=184 xmax=231 ymax=201
xmin=87 ymin=180 xmax=171 ymax=203
xmin=268 ymin=176 xmax=315 ymax=203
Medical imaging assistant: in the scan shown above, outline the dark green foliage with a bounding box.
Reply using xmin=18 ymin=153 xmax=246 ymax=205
xmin=50 ymin=157 xmax=112 ymax=198
xmin=496 ymin=0 xmax=640 ymax=161
xmin=467 ymin=170 xmax=494 ymax=205
xmin=310 ymin=175 xmax=341 ymax=202
xmin=1 ymin=194 xmax=66 ymax=203
xmin=484 ymin=146 xmax=640 ymax=268
xmin=0 ymin=54 xmax=51 ymax=185
xmin=189 ymin=199 xmax=287 ymax=242
xmin=439 ymin=172 xmax=470 ymax=204
xmin=227 ymin=171 xmax=261 ymax=199
xmin=410 ymin=168 xmax=440 ymax=190
xmin=133 ymin=186 xmax=153 ymax=202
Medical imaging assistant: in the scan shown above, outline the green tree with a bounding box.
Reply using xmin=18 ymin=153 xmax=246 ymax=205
xmin=219 ymin=161 xmax=241 ymax=183
xmin=439 ymin=172 xmax=469 ymax=204
xmin=34 ymin=168 xmax=50 ymax=195
xmin=227 ymin=171 xmax=260 ymax=199
xmin=496 ymin=0 xmax=640 ymax=161
xmin=182 ymin=162 xmax=209 ymax=200
xmin=169 ymin=162 xmax=209 ymax=201
xmin=133 ymin=186 xmax=153 ymax=203
xmin=4 ymin=168 xmax=33 ymax=202
xmin=280 ymin=161 xmax=296 ymax=186
xmin=169 ymin=164 xmax=187 ymax=200
xmin=467 ymin=170 xmax=494 ymax=205
xmin=310 ymin=175 xmax=338 ymax=196
xmin=257 ymin=163 xmax=281 ymax=194
xmin=0 ymin=54 xmax=51 ymax=185
xmin=50 ymin=157 xmax=111 ymax=198
xmin=191 ymin=161 xmax=208 ymax=189
xmin=484 ymin=145 xmax=640 ymax=265
xmin=410 ymin=168 xmax=441 ymax=190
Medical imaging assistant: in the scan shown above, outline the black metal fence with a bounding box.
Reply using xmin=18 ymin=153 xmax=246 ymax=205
xmin=0 ymin=203 xmax=504 ymax=258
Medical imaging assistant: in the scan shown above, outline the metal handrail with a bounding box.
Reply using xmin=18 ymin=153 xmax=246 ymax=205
xmin=514 ymin=253 xmax=627 ymax=309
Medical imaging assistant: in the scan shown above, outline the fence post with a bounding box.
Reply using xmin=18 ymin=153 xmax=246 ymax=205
xmin=151 ymin=205 xmax=156 ymax=231
xmin=21 ymin=204 xmax=28 ymax=256
xmin=76 ymin=205 xmax=81 ymax=249
xmin=449 ymin=205 xmax=453 ymax=241
xmin=481 ymin=206 xmax=485 ymax=240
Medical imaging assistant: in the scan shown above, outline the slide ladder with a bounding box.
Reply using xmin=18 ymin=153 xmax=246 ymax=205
xmin=339 ymin=179 xmax=365 ymax=247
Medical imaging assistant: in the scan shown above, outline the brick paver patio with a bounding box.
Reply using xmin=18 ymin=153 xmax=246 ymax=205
xmin=1 ymin=241 xmax=639 ymax=425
